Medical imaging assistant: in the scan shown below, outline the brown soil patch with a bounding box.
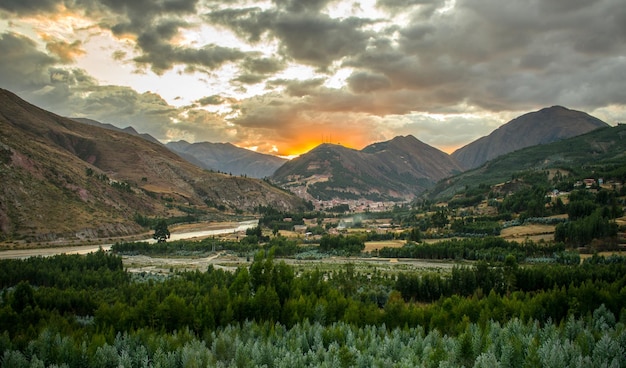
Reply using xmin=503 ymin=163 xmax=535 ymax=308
xmin=169 ymin=221 xmax=239 ymax=233
xmin=500 ymin=224 xmax=555 ymax=243
xmin=364 ymin=240 xmax=406 ymax=252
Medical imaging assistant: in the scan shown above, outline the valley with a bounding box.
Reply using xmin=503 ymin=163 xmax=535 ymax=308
xmin=2 ymin=89 xmax=626 ymax=367
xmin=2 ymin=0 xmax=626 ymax=364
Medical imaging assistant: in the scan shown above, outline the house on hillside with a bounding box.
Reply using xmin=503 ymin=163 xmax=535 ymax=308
xmin=583 ymin=179 xmax=596 ymax=188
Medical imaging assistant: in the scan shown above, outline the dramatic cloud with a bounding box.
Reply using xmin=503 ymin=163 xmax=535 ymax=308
xmin=207 ymin=7 xmax=373 ymax=69
xmin=0 ymin=0 xmax=61 ymax=14
xmin=1 ymin=0 xmax=625 ymax=156
xmin=0 ymin=32 xmax=57 ymax=92
xmin=43 ymin=36 xmax=85 ymax=63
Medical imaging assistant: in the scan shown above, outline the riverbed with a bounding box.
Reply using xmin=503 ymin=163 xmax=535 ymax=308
xmin=0 ymin=220 xmax=258 ymax=259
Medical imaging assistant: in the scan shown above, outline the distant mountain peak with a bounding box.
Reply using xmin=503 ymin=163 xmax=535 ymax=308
xmin=166 ymin=140 xmax=287 ymax=178
xmin=272 ymin=135 xmax=463 ymax=202
xmin=451 ymin=106 xmax=608 ymax=170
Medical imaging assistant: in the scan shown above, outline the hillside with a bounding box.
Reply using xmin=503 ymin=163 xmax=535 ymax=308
xmin=166 ymin=141 xmax=287 ymax=179
xmin=71 ymin=117 xmax=163 ymax=146
xmin=452 ymin=106 xmax=608 ymax=170
xmin=0 ymin=89 xmax=306 ymax=242
xmin=428 ymin=124 xmax=626 ymax=199
xmin=272 ymin=136 xmax=464 ymax=202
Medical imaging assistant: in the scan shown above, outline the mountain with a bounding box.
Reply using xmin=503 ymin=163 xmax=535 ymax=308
xmin=428 ymin=124 xmax=626 ymax=199
xmin=0 ymin=89 xmax=306 ymax=242
xmin=451 ymin=106 xmax=609 ymax=170
xmin=166 ymin=141 xmax=287 ymax=179
xmin=71 ymin=117 xmax=163 ymax=146
xmin=71 ymin=120 xmax=285 ymax=178
xmin=271 ymin=135 xmax=464 ymax=202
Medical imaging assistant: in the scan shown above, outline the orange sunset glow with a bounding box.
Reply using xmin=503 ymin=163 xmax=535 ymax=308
xmin=0 ymin=0 xmax=623 ymax=158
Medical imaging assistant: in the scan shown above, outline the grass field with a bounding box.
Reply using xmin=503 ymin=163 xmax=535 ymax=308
xmin=364 ymin=240 xmax=406 ymax=252
xmin=499 ymin=224 xmax=556 ymax=242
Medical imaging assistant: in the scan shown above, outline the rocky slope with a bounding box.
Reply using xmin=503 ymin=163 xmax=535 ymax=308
xmin=0 ymin=89 xmax=306 ymax=242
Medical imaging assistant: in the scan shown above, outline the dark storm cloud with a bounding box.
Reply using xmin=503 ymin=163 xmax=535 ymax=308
xmin=335 ymin=0 xmax=626 ymax=113
xmin=94 ymin=0 xmax=252 ymax=74
xmin=272 ymin=0 xmax=333 ymax=13
xmin=0 ymin=0 xmax=247 ymax=74
xmin=0 ymin=0 xmax=60 ymax=14
xmin=242 ymin=56 xmax=285 ymax=75
xmin=232 ymin=56 xmax=286 ymax=85
xmin=2 ymin=0 xmax=626 ymax=152
xmin=233 ymin=73 xmax=266 ymax=84
xmin=272 ymin=14 xmax=371 ymax=69
xmin=4 ymin=0 xmax=625 ymax=114
xmin=376 ymin=0 xmax=440 ymax=15
xmin=267 ymin=78 xmax=325 ymax=97
xmin=133 ymin=35 xmax=246 ymax=74
xmin=100 ymin=0 xmax=199 ymax=30
xmin=347 ymin=71 xmax=392 ymax=93
xmin=204 ymin=7 xmax=271 ymax=43
xmin=0 ymin=32 xmax=57 ymax=92
xmin=206 ymin=7 xmax=373 ymax=69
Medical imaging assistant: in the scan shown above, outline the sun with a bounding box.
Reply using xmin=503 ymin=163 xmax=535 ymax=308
xmin=276 ymin=141 xmax=323 ymax=159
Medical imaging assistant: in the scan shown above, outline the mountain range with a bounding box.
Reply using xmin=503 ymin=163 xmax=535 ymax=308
xmin=0 ymin=87 xmax=615 ymax=241
xmin=71 ymin=117 xmax=287 ymax=179
xmin=0 ymin=89 xmax=305 ymax=242
xmin=271 ymin=136 xmax=464 ymax=202
xmin=71 ymin=117 xmax=163 ymax=146
xmin=166 ymin=141 xmax=286 ymax=178
xmin=451 ymin=106 xmax=608 ymax=170
xmin=428 ymin=123 xmax=626 ymax=199
xmin=73 ymin=106 xmax=609 ymax=204
xmin=269 ymin=106 xmax=608 ymax=202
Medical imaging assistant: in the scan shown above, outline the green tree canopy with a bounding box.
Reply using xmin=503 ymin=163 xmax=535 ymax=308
xmin=153 ymin=220 xmax=170 ymax=243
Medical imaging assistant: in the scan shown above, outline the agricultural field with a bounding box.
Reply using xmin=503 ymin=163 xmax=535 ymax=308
xmin=499 ymin=224 xmax=556 ymax=242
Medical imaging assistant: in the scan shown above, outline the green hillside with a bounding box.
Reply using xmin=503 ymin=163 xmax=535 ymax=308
xmin=428 ymin=125 xmax=626 ymax=199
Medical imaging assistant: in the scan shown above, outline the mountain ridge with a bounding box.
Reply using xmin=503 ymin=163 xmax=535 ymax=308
xmin=272 ymin=135 xmax=464 ymax=202
xmin=0 ymin=89 xmax=306 ymax=242
xmin=166 ymin=140 xmax=287 ymax=179
xmin=428 ymin=124 xmax=626 ymax=199
xmin=451 ymin=106 xmax=608 ymax=170
xmin=71 ymin=117 xmax=163 ymax=146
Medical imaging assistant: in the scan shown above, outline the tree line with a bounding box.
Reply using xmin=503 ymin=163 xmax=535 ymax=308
xmin=1 ymin=251 xmax=625 ymax=347
xmin=376 ymin=236 xmax=570 ymax=262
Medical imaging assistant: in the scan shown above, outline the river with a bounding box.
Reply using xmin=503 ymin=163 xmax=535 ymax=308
xmin=0 ymin=220 xmax=258 ymax=259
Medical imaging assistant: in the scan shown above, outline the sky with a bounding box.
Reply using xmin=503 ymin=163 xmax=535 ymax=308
xmin=1 ymin=0 xmax=625 ymax=158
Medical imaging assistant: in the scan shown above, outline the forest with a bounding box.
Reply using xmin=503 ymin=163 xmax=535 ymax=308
xmin=1 ymin=247 xmax=625 ymax=367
